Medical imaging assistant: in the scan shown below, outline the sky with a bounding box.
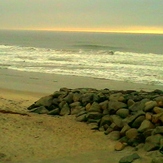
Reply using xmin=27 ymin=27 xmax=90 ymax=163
xmin=0 ymin=0 xmax=163 ymax=34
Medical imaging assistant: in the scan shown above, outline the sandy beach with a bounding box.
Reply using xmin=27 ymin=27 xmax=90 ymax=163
xmin=0 ymin=69 xmax=162 ymax=163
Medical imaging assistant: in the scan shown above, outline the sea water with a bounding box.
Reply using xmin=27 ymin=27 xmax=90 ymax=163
xmin=0 ymin=30 xmax=163 ymax=85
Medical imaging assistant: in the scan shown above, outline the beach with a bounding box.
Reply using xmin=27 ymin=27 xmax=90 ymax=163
xmin=0 ymin=69 xmax=162 ymax=163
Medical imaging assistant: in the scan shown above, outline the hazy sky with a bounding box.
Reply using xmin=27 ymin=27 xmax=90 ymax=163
xmin=0 ymin=0 xmax=163 ymax=33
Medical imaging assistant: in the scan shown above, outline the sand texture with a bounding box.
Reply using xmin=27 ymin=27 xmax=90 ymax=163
xmin=1 ymin=69 xmax=162 ymax=162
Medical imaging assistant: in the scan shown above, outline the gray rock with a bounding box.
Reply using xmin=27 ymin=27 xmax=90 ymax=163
xmin=30 ymin=106 xmax=49 ymax=114
xmin=126 ymin=128 xmax=138 ymax=139
xmin=119 ymin=153 xmax=140 ymax=163
xmin=108 ymin=131 xmax=120 ymax=140
xmin=120 ymin=124 xmax=131 ymax=136
xmin=64 ymin=92 xmax=73 ymax=104
xmin=100 ymin=115 xmax=112 ymax=127
xmin=59 ymin=103 xmax=70 ymax=116
xmin=76 ymin=114 xmax=87 ymax=122
xmin=48 ymin=108 xmax=60 ymax=115
xmin=116 ymin=108 xmax=129 ymax=119
xmin=132 ymin=115 xmax=145 ymax=128
xmin=152 ymin=126 xmax=163 ymax=135
xmin=108 ymin=101 xmax=127 ymax=114
xmin=86 ymin=112 xmax=102 ymax=120
xmin=144 ymin=134 xmax=163 ymax=151
xmin=144 ymin=101 xmax=157 ymax=112
xmin=88 ymin=102 xmax=101 ymax=112
xmin=110 ymin=115 xmax=124 ymax=129
xmin=138 ymin=120 xmax=155 ymax=133
xmin=80 ymin=93 xmax=94 ymax=105
xmin=151 ymin=157 xmax=163 ymax=163
xmin=34 ymin=95 xmax=53 ymax=107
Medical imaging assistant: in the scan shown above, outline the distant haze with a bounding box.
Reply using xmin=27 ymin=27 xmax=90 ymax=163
xmin=0 ymin=0 xmax=163 ymax=34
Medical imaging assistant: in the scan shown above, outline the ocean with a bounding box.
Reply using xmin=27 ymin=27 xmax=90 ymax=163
xmin=0 ymin=30 xmax=163 ymax=86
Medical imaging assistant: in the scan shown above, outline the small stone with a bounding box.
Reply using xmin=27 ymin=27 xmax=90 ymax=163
xmin=126 ymin=128 xmax=138 ymax=139
xmin=108 ymin=131 xmax=120 ymax=140
xmin=138 ymin=120 xmax=155 ymax=133
xmin=132 ymin=115 xmax=145 ymax=128
xmin=59 ymin=103 xmax=70 ymax=116
xmin=76 ymin=114 xmax=87 ymax=122
xmin=88 ymin=102 xmax=101 ymax=112
xmin=153 ymin=107 xmax=163 ymax=114
xmin=145 ymin=112 xmax=153 ymax=121
xmin=116 ymin=108 xmax=129 ymax=119
xmin=115 ymin=142 xmax=126 ymax=151
xmin=144 ymin=101 xmax=157 ymax=112
xmin=48 ymin=108 xmax=60 ymax=115
xmin=144 ymin=134 xmax=163 ymax=152
xmin=30 ymin=106 xmax=49 ymax=114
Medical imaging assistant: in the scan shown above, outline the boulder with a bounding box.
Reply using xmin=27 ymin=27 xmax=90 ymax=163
xmin=144 ymin=101 xmax=157 ymax=112
xmin=48 ymin=108 xmax=60 ymax=115
xmin=116 ymin=108 xmax=129 ymax=119
xmin=126 ymin=128 xmax=138 ymax=139
xmin=144 ymin=134 xmax=163 ymax=151
xmin=88 ymin=102 xmax=101 ymax=112
xmin=119 ymin=153 xmax=140 ymax=163
xmin=30 ymin=106 xmax=49 ymax=114
xmin=115 ymin=141 xmax=126 ymax=151
xmin=108 ymin=101 xmax=127 ymax=114
xmin=59 ymin=103 xmax=70 ymax=116
xmin=138 ymin=120 xmax=155 ymax=133
xmin=108 ymin=131 xmax=120 ymax=140
xmin=110 ymin=115 xmax=123 ymax=129
xmin=131 ymin=115 xmax=145 ymax=128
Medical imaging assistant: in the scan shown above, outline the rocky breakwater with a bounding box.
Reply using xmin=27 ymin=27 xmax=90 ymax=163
xmin=27 ymin=88 xmax=163 ymax=162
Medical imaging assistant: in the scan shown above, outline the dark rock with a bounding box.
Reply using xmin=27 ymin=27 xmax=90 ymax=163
xmin=108 ymin=101 xmax=127 ymax=114
xmin=34 ymin=95 xmax=53 ymax=107
xmin=132 ymin=115 xmax=145 ymax=128
xmin=119 ymin=153 xmax=140 ymax=163
xmin=127 ymin=99 xmax=135 ymax=107
xmin=70 ymin=102 xmax=82 ymax=115
xmin=144 ymin=134 xmax=163 ymax=151
xmin=153 ymin=107 xmax=163 ymax=114
xmin=48 ymin=108 xmax=60 ymax=115
xmin=104 ymin=127 xmax=113 ymax=135
xmin=30 ymin=106 xmax=49 ymax=114
xmin=76 ymin=114 xmax=87 ymax=122
xmin=59 ymin=103 xmax=70 ymax=116
xmin=64 ymin=93 xmax=73 ymax=103
xmin=109 ymin=93 xmax=123 ymax=101
xmin=144 ymin=101 xmax=157 ymax=112
xmin=129 ymin=99 xmax=148 ymax=112
xmin=99 ymin=100 xmax=109 ymax=111
xmin=126 ymin=128 xmax=138 ymax=139
xmin=86 ymin=112 xmax=102 ymax=120
xmin=73 ymin=93 xmax=81 ymax=102
xmin=120 ymin=124 xmax=131 ymax=136
xmin=138 ymin=120 xmax=155 ymax=133
xmin=108 ymin=131 xmax=120 ymax=140
xmin=152 ymin=126 xmax=163 ymax=135
xmin=100 ymin=115 xmax=112 ymax=127
xmin=80 ymin=93 xmax=94 ymax=105
xmin=124 ymin=111 xmax=145 ymax=126
xmin=88 ymin=123 xmax=99 ymax=130
xmin=88 ymin=102 xmax=101 ymax=112
xmin=110 ymin=115 xmax=124 ymax=129
xmin=116 ymin=108 xmax=129 ymax=119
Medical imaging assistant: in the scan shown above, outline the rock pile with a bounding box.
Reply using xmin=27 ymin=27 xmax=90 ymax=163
xmin=27 ymin=88 xmax=163 ymax=154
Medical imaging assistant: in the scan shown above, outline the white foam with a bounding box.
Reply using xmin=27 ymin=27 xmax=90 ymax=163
xmin=0 ymin=44 xmax=163 ymax=85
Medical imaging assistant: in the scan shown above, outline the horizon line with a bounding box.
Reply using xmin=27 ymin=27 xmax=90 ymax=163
xmin=1 ymin=28 xmax=163 ymax=35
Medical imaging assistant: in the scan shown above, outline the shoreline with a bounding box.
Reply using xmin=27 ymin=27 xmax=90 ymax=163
xmin=0 ymin=69 xmax=162 ymax=94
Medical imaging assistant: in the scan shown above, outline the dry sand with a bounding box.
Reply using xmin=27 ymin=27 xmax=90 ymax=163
xmin=0 ymin=69 xmax=162 ymax=163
